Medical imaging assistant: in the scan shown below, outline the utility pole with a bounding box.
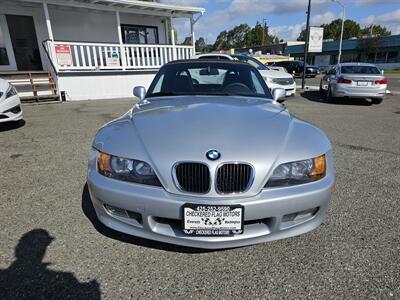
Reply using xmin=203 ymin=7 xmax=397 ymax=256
xmin=262 ymin=18 xmax=267 ymax=46
xmin=302 ymin=0 xmax=311 ymax=89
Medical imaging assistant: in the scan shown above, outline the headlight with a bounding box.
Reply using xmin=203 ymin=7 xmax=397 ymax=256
xmin=6 ymin=84 xmax=17 ymax=99
xmin=265 ymin=155 xmax=326 ymax=188
xmin=96 ymin=150 xmax=161 ymax=187
xmin=264 ymin=76 xmax=273 ymax=83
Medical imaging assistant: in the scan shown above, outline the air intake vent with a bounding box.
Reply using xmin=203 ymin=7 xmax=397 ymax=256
xmin=216 ymin=163 xmax=253 ymax=194
xmin=174 ymin=162 xmax=210 ymax=194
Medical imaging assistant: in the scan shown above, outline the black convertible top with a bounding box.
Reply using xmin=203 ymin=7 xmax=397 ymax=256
xmin=165 ymin=59 xmax=250 ymax=67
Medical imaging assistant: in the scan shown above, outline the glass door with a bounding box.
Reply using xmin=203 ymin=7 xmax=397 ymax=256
xmin=0 ymin=14 xmax=17 ymax=71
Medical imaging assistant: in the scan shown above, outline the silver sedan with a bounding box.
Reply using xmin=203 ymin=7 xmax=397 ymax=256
xmin=320 ymin=63 xmax=387 ymax=104
xmin=87 ymin=60 xmax=335 ymax=249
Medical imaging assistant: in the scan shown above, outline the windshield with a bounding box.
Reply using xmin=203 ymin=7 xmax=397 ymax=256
xmin=341 ymin=65 xmax=380 ymax=74
xmin=232 ymin=55 xmax=268 ymax=70
xmin=146 ymin=62 xmax=273 ymax=99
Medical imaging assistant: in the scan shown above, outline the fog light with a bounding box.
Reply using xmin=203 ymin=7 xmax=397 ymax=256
xmin=282 ymin=212 xmax=297 ymax=222
xmin=104 ymin=204 xmax=127 ymax=217
xmin=282 ymin=207 xmax=319 ymax=223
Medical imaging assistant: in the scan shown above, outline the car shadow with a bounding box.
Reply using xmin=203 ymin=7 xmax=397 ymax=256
xmin=301 ymin=90 xmax=372 ymax=106
xmin=81 ymin=183 xmax=218 ymax=253
xmin=0 ymin=120 xmax=26 ymax=132
xmin=0 ymin=229 xmax=101 ymax=299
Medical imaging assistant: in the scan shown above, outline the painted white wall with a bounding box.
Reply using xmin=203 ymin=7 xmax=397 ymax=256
xmin=57 ymin=73 xmax=156 ymax=101
xmin=0 ymin=1 xmax=169 ymax=72
xmin=0 ymin=1 xmax=50 ymax=71
xmin=49 ymin=7 xmax=167 ymax=44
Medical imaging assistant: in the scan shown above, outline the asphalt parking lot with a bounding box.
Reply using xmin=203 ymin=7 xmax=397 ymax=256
xmin=1 ymin=92 xmax=399 ymax=299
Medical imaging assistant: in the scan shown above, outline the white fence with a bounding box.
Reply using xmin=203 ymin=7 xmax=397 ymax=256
xmin=45 ymin=41 xmax=195 ymax=72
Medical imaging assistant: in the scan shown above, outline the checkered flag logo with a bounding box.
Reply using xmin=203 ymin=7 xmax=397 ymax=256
xmin=201 ymin=218 xmax=225 ymax=226
xmin=213 ymin=218 xmax=225 ymax=225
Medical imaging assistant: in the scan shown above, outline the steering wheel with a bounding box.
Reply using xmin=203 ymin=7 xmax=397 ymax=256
xmin=222 ymin=83 xmax=253 ymax=94
xmin=192 ymin=78 xmax=199 ymax=85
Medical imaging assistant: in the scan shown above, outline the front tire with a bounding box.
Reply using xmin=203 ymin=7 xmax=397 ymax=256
xmin=325 ymin=85 xmax=334 ymax=102
xmin=319 ymin=82 xmax=325 ymax=96
xmin=371 ymin=98 xmax=383 ymax=104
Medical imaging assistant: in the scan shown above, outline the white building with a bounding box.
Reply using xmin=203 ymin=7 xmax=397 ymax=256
xmin=0 ymin=0 xmax=204 ymax=100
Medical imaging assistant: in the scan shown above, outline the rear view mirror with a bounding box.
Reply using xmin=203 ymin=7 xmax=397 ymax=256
xmin=133 ymin=86 xmax=146 ymax=101
xmin=272 ymin=88 xmax=286 ymax=103
xmin=199 ymin=67 xmax=219 ymax=76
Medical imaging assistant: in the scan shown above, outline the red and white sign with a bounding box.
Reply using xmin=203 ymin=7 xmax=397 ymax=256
xmin=55 ymin=45 xmax=73 ymax=66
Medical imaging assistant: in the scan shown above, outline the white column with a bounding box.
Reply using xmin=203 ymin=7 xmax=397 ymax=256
xmin=190 ymin=16 xmax=195 ymax=57
xmin=43 ymin=1 xmax=53 ymax=40
xmin=116 ymin=11 xmax=126 ymax=70
xmin=170 ymin=17 xmax=177 ymax=60
xmin=164 ymin=18 xmax=169 ymax=44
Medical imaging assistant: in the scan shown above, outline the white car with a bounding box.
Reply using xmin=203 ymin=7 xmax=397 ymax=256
xmin=0 ymin=78 xmax=22 ymax=123
xmin=196 ymin=53 xmax=296 ymax=97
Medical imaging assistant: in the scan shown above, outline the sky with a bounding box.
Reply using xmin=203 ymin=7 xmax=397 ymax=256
xmin=161 ymin=0 xmax=400 ymax=43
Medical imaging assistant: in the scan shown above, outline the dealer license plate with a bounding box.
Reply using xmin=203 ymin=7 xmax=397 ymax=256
xmin=357 ymin=81 xmax=369 ymax=86
xmin=182 ymin=204 xmax=244 ymax=236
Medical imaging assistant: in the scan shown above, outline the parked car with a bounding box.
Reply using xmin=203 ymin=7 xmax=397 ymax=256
xmin=87 ymin=60 xmax=335 ymax=249
xmin=0 ymin=78 xmax=23 ymax=123
xmin=267 ymin=64 xmax=288 ymax=73
xmin=270 ymin=60 xmax=320 ymax=78
xmin=197 ymin=53 xmax=296 ymax=97
xmin=319 ymin=63 xmax=387 ymax=104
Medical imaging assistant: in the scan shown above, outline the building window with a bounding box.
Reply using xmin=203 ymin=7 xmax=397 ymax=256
xmin=375 ymin=52 xmax=387 ymax=63
xmin=366 ymin=53 xmax=375 ymax=63
xmin=387 ymin=51 xmax=399 ymax=63
xmin=121 ymin=25 xmax=159 ymax=44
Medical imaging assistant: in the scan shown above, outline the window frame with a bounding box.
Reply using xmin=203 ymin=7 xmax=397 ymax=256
xmin=121 ymin=24 xmax=159 ymax=45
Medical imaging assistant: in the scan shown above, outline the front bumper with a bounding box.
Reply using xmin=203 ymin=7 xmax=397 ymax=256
xmin=333 ymin=84 xmax=386 ymax=99
xmin=267 ymin=82 xmax=296 ymax=97
xmin=0 ymin=95 xmax=23 ymax=123
xmin=87 ymin=169 xmax=334 ymax=249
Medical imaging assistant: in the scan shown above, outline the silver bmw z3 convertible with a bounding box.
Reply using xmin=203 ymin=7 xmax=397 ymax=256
xmin=87 ymin=60 xmax=335 ymax=249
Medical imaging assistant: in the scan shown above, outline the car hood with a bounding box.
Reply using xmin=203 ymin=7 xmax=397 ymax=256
xmin=0 ymin=79 xmax=9 ymax=94
xmin=259 ymin=69 xmax=293 ymax=79
xmin=93 ymin=96 xmax=331 ymax=197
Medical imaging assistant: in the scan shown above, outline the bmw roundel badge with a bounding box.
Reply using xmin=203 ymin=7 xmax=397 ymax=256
xmin=206 ymin=149 xmax=221 ymax=161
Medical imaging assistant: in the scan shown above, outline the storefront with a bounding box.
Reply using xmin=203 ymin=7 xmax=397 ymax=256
xmin=285 ymin=35 xmax=400 ymax=70
xmin=0 ymin=0 xmax=205 ymax=100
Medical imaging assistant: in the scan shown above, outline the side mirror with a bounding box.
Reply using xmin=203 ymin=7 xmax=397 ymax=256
xmin=381 ymin=70 xmax=384 ymax=75
xmin=272 ymin=88 xmax=286 ymax=103
xmin=133 ymin=86 xmax=146 ymax=101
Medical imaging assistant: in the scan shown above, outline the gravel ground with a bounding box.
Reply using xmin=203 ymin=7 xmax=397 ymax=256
xmin=0 ymin=92 xmax=399 ymax=299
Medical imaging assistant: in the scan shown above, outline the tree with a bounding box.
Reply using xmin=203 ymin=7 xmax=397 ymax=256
xmin=213 ymin=30 xmax=229 ymax=50
xmin=195 ymin=37 xmax=206 ymax=52
xmin=297 ymin=19 xmax=391 ymax=41
xmin=227 ymin=24 xmax=251 ymax=48
xmin=360 ymin=25 xmax=391 ymax=37
xmin=212 ymin=21 xmax=279 ymax=50
xmin=246 ymin=21 xmax=278 ymax=46
xmin=357 ymin=36 xmax=384 ymax=55
xmin=182 ymin=36 xmax=192 ymax=45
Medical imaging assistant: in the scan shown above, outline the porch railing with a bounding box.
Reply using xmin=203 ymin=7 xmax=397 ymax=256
xmin=44 ymin=40 xmax=195 ymax=72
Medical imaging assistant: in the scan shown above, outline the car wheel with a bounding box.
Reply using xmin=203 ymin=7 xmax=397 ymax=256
xmin=319 ymin=82 xmax=325 ymax=95
xmin=325 ymin=85 xmax=334 ymax=102
xmin=371 ymin=98 xmax=383 ymax=104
